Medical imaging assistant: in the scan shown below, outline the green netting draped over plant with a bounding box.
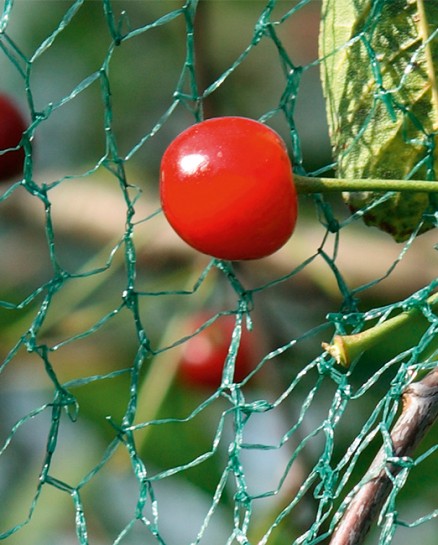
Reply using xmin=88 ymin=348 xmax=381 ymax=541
xmin=0 ymin=1 xmax=437 ymax=545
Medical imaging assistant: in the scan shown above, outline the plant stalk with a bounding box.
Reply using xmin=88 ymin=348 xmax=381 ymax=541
xmin=323 ymin=292 xmax=438 ymax=367
xmin=294 ymin=175 xmax=438 ymax=194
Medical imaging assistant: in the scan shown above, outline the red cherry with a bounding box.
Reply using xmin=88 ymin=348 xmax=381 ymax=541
xmin=0 ymin=94 xmax=27 ymax=182
xmin=159 ymin=116 xmax=298 ymax=261
xmin=178 ymin=313 xmax=258 ymax=389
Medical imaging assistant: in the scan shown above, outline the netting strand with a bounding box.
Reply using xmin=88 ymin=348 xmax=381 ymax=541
xmin=0 ymin=2 xmax=436 ymax=545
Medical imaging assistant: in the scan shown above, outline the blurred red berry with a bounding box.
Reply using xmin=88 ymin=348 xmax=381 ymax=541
xmin=178 ymin=312 xmax=259 ymax=389
xmin=0 ymin=94 xmax=27 ymax=181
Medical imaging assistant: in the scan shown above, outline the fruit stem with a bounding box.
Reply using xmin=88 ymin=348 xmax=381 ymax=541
xmin=322 ymin=292 xmax=438 ymax=367
xmin=294 ymin=174 xmax=438 ymax=194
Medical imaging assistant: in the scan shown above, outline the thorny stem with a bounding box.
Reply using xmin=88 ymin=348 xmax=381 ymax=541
xmin=294 ymin=174 xmax=438 ymax=194
xmin=323 ymin=292 xmax=438 ymax=368
xmin=329 ymin=366 xmax=438 ymax=545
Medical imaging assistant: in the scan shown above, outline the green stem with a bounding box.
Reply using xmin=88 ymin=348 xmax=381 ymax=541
xmin=294 ymin=175 xmax=438 ymax=194
xmin=323 ymin=292 xmax=438 ymax=367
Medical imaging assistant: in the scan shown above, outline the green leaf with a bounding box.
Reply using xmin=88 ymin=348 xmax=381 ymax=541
xmin=319 ymin=0 xmax=438 ymax=241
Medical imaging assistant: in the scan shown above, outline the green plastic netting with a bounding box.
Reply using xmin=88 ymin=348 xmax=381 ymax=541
xmin=0 ymin=1 xmax=437 ymax=545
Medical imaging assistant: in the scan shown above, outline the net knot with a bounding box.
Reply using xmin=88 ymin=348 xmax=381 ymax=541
xmin=317 ymin=354 xmax=336 ymax=376
xmin=386 ymin=455 xmax=414 ymax=471
xmin=241 ymin=399 xmax=272 ymax=414
xmin=388 ymin=379 xmax=407 ymax=401
xmin=253 ymin=14 xmax=270 ymax=44
xmin=234 ymin=490 xmax=251 ymax=506
xmin=58 ymin=392 xmax=79 ymax=422
xmin=314 ymin=462 xmax=338 ymax=500
xmin=122 ymin=287 xmax=136 ymax=308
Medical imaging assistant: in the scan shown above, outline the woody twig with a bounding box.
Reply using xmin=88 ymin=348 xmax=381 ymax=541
xmin=329 ymin=366 xmax=438 ymax=545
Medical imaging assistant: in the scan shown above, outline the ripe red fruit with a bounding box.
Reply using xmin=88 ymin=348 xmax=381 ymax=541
xmin=159 ymin=116 xmax=298 ymax=261
xmin=0 ymin=94 xmax=27 ymax=182
xmin=178 ymin=313 xmax=259 ymax=389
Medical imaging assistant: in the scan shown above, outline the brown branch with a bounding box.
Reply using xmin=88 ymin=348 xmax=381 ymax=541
xmin=329 ymin=366 xmax=438 ymax=545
